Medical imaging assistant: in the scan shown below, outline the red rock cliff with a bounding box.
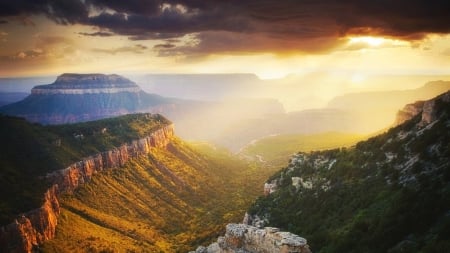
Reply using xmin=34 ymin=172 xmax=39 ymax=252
xmin=0 ymin=124 xmax=174 ymax=253
xmin=47 ymin=124 xmax=174 ymax=193
xmin=0 ymin=185 xmax=60 ymax=253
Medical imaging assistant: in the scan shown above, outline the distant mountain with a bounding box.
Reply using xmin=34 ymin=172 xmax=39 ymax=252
xmin=0 ymin=92 xmax=28 ymax=106
xmin=0 ymin=74 xmax=285 ymax=150
xmin=0 ymin=73 xmax=173 ymax=124
xmin=246 ymin=90 xmax=450 ymax=252
xmin=217 ymin=81 xmax=450 ymax=151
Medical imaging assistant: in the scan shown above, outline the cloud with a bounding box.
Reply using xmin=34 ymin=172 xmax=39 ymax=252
xmin=78 ymin=31 xmax=114 ymax=37
xmin=1 ymin=0 xmax=449 ymax=55
xmin=92 ymin=44 xmax=148 ymax=55
xmin=153 ymin=43 xmax=176 ymax=49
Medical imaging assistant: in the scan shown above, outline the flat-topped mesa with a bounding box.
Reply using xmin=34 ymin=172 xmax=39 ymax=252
xmin=31 ymin=73 xmax=141 ymax=95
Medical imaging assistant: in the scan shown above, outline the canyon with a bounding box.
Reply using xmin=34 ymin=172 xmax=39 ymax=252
xmin=0 ymin=121 xmax=175 ymax=252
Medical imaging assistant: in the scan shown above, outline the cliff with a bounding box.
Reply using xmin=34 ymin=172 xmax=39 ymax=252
xmin=0 ymin=123 xmax=174 ymax=252
xmin=0 ymin=73 xmax=171 ymax=125
xmin=394 ymin=90 xmax=450 ymax=126
xmin=191 ymin=224 xmax=311 ymax=253
xmin=47 ymin=124 xmax=174 ymax=194
xmin=0 ymin=185 xmax=60 ymax=253
xmin=31 ymin=73 xmax=140 ymax=95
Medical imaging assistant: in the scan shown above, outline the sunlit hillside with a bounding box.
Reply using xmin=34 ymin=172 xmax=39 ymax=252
xmin=42 ymin=139 xmax=274 ymax=252
xmin=240 ymin=132 xmax=366 ymax=167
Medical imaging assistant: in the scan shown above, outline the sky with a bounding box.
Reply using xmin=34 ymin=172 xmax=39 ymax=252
xmin=0 ymin=0 xmax=449 ymax=80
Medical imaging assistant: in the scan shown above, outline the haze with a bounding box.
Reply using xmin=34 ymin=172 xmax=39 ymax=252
xmin=0 ymin=0 xmax=449 ymax=149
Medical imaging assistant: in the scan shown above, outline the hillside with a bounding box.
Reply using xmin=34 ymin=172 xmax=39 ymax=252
xmin=240 ymin=132 xmax=365 ymax=167
xmin=217 ymin=81 xmax=450 ymax=151
xmin=0 ymin=113 xmax=276 ymax=252
xmin=246 ymin=91 xmax=450 ymax=252
xmin=0 ymin=113 xmax=170 ymax=225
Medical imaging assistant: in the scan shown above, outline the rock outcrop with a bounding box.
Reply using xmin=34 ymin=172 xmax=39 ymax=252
xmin=394 ymin=90 xmax=450 ymax=126
xmin=0 ymin=123 xmax=174 ymax=253
xmin=0 ymin=185 xmax=60 ymax=253
xmin=191 ymin=224 xmax=311 ymax=253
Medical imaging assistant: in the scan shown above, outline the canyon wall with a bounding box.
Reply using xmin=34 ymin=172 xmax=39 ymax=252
xmin=31 ymin=87 xmax=141 ymax=95
xmin=0 ymin=124 xmax=174 ymax=252
xmin=394 ymin=90 xmax=450 ymax=126
xmin=47 ymin=124 xmax=174 ymax=194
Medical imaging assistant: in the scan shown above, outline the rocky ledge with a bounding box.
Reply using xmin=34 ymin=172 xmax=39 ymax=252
xmin=31 ymin=73 xmax=141 ymax=95
xmin=191 ymin=223 xmax=311 ymax=253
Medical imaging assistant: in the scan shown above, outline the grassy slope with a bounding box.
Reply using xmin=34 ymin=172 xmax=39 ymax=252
xmin=240 ymin=132 xmax=365 ymax=167
xmin=42 ymin=139 xmax=276 ymax=252
xmin=0 ymin=114 xmax=169 ymax=224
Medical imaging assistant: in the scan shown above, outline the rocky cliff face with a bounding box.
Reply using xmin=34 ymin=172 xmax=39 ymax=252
xmin=394 ymin=90 xmax=450 ymax=126
xmin=47 ymin=124 xmax=174 ymax=193
xmin=191 ymin=224 xmax=311 ymax=253
xmin=0 ymin=73 xmax=171 ymax=125
xmin=0 ymin=124 xmax=174 ymax=253
xmin=0 ymin=185 xmax=60 ymax=253
xmin=31 ymin=73 xmax=140 ymax=95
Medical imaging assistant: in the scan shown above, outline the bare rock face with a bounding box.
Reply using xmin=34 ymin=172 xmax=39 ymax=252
xmin=394 ymin=90 xmax=450 ymax=126
xmin=191 ymin=224 xmax=311 ymax=253
xmin=31 ymin=73 xmax=141 ymax=95
xmin=0 ymin=185 xmax=60 ymax=252
xmin=47 ymin=124 xmax=174 ymax=194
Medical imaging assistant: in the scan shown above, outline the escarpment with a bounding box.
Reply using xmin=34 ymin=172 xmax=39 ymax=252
xmin=47 ymin=124 xmax=174 ymax=194
xmin=394 ymin=90 xmax=450 ymax=126
xmin=0 ymin=123 xmax=174 ymax=252
xmin=0 ymin=186 xmax=59 ymax=253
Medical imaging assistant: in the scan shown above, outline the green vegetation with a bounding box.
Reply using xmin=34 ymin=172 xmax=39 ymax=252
xmin=240 ymin=132 xmax=365 ymax=167
xmin=42 ymin=139 xmax=276 ymax=252
xmin=1 ymin=113 xmax=276 ymax=251
xmin=0 ymin=113 xmax=170 ymax=224
xmin=248 ymin=98 xmax=450 ymax=253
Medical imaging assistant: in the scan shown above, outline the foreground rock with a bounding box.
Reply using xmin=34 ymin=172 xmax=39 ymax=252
xmin=191 ymin=223 xmax=311 ymax=253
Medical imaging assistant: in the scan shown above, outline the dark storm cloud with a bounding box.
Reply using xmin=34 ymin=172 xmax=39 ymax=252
xmin=153 ymin=43 xmax=176 ymax=49
xmin=78 ymin=31 xmax=114 ymax=37
xmin=1 ymin=0 xmax=449 ymax=53
xmin=92 ymin=44 xmax=148 ymax=55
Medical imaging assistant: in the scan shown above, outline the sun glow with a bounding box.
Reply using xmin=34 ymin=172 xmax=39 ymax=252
xmin=349 ymin=36 xmax=386 ymax=46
